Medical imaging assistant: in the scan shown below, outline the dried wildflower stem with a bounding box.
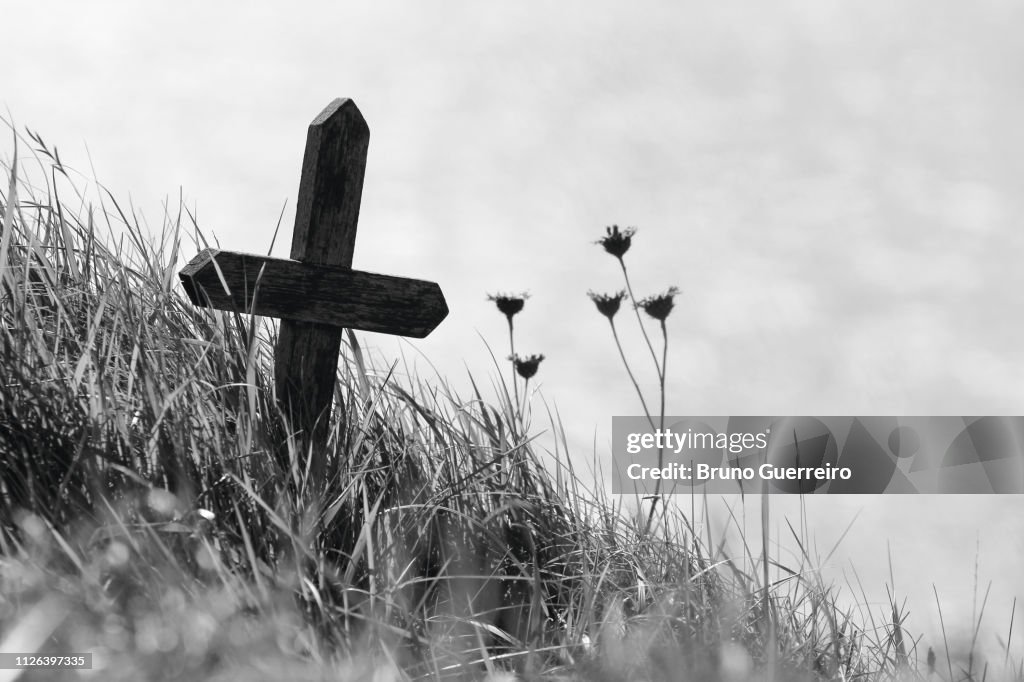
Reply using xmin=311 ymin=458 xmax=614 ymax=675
xmin=645 ymin=319 xmax=669 ymax=532
xmin=507 ymin=316 xmax=520 ymax=414
xmin=617 ymin=257 xmax=662 ymax=375
xmin=607 ymin=319 xmax=656 ymax=431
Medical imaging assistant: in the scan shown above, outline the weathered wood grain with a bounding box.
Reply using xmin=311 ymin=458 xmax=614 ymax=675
xmin=179 ymin=249 xmax=448 ymax=337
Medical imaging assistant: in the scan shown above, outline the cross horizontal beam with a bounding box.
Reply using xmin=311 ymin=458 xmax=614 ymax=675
xmin=179 ymin=248 xmax=448 ymax=338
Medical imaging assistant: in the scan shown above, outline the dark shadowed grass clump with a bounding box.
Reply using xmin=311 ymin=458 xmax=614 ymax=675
xmin=1 ymin=122 xmax=1021 ymax=681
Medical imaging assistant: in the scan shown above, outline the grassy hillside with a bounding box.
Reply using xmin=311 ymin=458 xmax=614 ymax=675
xmin=0 ymin=124 xmax=1016 ymax=681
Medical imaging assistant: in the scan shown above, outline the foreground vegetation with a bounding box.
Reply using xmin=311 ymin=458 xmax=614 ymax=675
xmin=0 ymin=124 xmax=1019 ymax=681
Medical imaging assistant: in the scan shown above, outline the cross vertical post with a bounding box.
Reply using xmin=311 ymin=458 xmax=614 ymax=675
xmin=274 ymin=99 xmax=368 ymax=476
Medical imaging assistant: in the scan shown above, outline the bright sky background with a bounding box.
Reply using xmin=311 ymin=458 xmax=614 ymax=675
xmin=4 ymin=0 xmax=1023 ymax=664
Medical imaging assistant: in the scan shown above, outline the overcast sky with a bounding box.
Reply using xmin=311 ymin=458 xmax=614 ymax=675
xmin=4 ymin=0 xmax=1023 ymax=662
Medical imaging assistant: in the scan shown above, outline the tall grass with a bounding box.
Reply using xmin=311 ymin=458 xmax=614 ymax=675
xmin=0 ymin=121 xmax=1019 ymax=681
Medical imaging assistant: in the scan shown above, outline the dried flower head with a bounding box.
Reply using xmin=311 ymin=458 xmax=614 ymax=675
xmin=487 ymin=292 xmax=529 ymax=320
xmin=587 ymin=290 xmax=627 ymax=320
xmin=595 ymin=225 xmax=636 ymax=259
xmin=509 ymin=353 xmax=545 ymax=379
xmin=636 ymin=286 xmax=680 ymax=321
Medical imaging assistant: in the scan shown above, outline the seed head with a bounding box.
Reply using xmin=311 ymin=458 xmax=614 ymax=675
xmin=509 ymin=353 xmax=545 ymax=379
xmin=587 ymin=290 xmax=626 ymax=320
xmin=636 ymin=286 xmax=680 ymax=321
xmin=595 ymin=225 xmax=636 ymax=259
xmin=487 ymin=292 xmax=529 ymax=320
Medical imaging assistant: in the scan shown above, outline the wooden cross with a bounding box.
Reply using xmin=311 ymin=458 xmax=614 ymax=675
xmin=178 ymin=98 xmax=448 ymax=475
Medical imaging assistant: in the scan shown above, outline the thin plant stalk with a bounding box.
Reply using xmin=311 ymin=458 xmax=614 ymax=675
xmin=507 ymin=314 xmax=519 ymax=415
xmin=522 ymin=377 xmax=531 ymax=422
xmin=644 ymin=318 xmax=669 ymax=533
xmin=618 ymin=256 xmax=662 ymax=376
xmin=607 ymin=317 xmax=656 ymax=431
xmin=611 ymin=252 xmax=670 ymax=534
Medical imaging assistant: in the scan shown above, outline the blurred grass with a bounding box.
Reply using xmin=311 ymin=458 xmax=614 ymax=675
xmin=0 ymin=121 xmax=1019 ymax=681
